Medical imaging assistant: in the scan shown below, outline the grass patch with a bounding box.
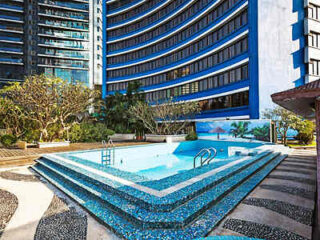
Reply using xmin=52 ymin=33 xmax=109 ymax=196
xmin=287 ymin=140 xmax=316 ymax=148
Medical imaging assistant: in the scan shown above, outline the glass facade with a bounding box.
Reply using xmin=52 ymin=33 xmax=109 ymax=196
xmin=105 ymin=0 xmax=251 ymax=119
xmin=38 ymin=0 xmax=90 ymax=85
xmin=0 ymin=0 xmax=24 ymax=83
xmin=0 ymin=0 xmax=100 ymax=87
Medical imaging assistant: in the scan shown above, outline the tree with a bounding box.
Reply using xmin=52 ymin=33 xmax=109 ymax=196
xmin=230 ymin=121 xmax=251 ymax=138
xmin=291 ymin=119 xmax=315 ymax=145
xmin=129 ymin=98 xmax=200 ymax=135
xmin=55 ymin=79 xmax=99 ymax=139
xmin=0 ymin=97 xmax=27 ymax=137
xmin=102 ymin=81 xmax=145 ymax=133
xmin=262 ymin=107 xmax=300 ymax=145
xmin=4 ymin=74 xmax=98 ymax=141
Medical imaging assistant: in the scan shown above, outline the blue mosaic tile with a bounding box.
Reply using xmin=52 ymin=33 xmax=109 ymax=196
xmin=32 ymin=151 xmax=285 ymax=239
xmin=39 ymin=151 xmax=272 ymax=212
xmin=197 ymin=237 xmax=262 ymax=240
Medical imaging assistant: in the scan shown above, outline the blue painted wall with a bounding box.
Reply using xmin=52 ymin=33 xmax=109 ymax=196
xmin=248 ymin=0 xmax=259 ymax=119
xmin=102 ymin=0 xmax=107 ymax=99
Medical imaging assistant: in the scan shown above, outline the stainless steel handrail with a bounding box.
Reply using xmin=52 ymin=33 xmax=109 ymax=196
xmin=202 ymin=147 xmax=217 ymax=165
xmin=193 ymin=148 xmax=211 ymax=168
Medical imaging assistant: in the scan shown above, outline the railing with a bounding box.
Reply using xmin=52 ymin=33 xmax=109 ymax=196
xmin=193 ymin=147 xmax=217 ymax=168
xmin=101 ymin=139 xmax=115 ymax=165
xmin=204 ymin=147 xmax=217 ymax=165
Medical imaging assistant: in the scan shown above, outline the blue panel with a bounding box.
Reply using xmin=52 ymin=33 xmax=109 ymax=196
xmin=108 ymin=0 xmax=247 ymax=54
xmin=107 ymin=25 xmax=249 ymax=69
xmin=174 ymin=79 xmax=249 ymax=102
xmin=107 ymin=53 xmax=249 ymax=91
xmin=248 ymin=0 xmax=259 ymax=119
xmin=108 ymin=0 xmax=173 ymax=28
xmin=108 ymin=0 xmax=208 ymax=42
xmin=292 ymin=0 xmax=306 ymax=87
xmin=102 ymin=0 xmax=107 ymax=99
xmin=195 ymin=106 xmax=250 ymax=120
xmin=107 ymin=51 xmax=249 ymax=83
xmin=107 ymin=0 xmax=142 ymax=16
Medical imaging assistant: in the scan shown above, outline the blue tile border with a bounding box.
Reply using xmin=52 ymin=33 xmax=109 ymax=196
xmin=32 ymin=151 xmax=286 ymax=239
xmin=39 ymin=151 xmax=272 ymax=212
xmin=34 ymin=151 xmax=279 ymax=229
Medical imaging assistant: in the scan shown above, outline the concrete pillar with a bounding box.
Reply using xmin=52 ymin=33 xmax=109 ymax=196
xmin=315 ymin=99 xmax=320 ymax=239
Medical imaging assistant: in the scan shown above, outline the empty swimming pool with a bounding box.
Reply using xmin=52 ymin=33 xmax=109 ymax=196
xmin=56 ymin=140 xmax=264 ymax=180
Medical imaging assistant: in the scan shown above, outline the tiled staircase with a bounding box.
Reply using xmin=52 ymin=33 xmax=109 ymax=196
xmin=31 ymin=150 xmax=287 ymax=239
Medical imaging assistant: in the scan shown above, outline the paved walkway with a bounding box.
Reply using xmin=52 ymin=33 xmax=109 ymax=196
xmin=0 ymin=166 xmax=119 ymax=240
xmin=210 ymin=149 xmax=317 ymax=240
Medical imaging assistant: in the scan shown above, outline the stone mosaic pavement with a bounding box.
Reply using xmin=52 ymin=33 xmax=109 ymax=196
xmin=0 ymin=149 xmax=317 ymax=240
xmin=0 ymin=166 xmax=119 ymax=240
xmin=210 ymin=149 xmax=317 ymax=240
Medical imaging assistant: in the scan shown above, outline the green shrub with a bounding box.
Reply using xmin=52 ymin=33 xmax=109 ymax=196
xmin=296 ymin=132 xmax=314 ymax=145
xmin=185 ymin=131 xmax=198 ymax=141
xmin=23 ymin=129 xmax=40 ymax=143
xmin=294 ymin=120 xmax=315 ymax=145
xmin=0 ymin=134 xmax=17 ymax=148
xmin=68 ymin=123 xmax=114 ymax=143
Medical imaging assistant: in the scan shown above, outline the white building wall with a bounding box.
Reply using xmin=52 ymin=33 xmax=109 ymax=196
xmin=90 ymin=0 xmax=103 ymax=88
xmin=257 ymin=0 xmax=305 ymax=116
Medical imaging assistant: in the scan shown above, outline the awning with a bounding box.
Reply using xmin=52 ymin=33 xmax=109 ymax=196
xmin=271 ymin=80 xmax=320 ymax=119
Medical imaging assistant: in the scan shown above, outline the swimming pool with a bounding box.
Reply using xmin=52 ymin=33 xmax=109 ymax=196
xmin=57 ymin=140 xmax=264 ymax=180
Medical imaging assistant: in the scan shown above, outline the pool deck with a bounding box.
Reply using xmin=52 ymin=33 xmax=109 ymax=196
xmin=0 ymin=148 xmax=317 ymax=239
xmin=0 ymin=142 xmax=150 ymax=168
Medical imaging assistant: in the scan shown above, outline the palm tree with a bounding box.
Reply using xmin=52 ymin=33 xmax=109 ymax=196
xmin=230 ymin=121 xmax=251 ymax=138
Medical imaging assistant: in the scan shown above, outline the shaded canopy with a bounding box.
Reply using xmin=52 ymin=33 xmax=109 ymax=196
xmin=271 ymin=79 xmax=320 ymax=119
xmin=209 ymin=126 xmax=226 ymax=133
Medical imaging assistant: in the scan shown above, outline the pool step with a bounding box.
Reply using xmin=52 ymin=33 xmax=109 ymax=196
xmin=31 ymin=152 xmax=285 ymax=230
xmin=31 ymin=152 xmax=287 ymax=239
xmin=35 ymin=151 xmax=272 ymax=213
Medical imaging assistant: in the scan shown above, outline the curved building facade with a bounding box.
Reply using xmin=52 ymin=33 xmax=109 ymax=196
xmin=104 ymin=0 xmax=309 ymax=120
xmin=104 ymin=0 xmax=256 ymax=120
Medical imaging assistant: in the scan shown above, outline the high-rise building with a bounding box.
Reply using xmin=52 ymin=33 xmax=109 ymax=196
xmin=0 ymin=0 xmax=102 ymax=89
xmin=103 ymin=0 xmax=318 ymax=120
xmin=0 ymin=0 xmax=25 ymax=87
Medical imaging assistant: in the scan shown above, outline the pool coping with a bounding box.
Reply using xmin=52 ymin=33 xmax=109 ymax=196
xmin=32 ymin=152 xmax=287 ymax=239
xmin=45 ymin=153 xmax=255 ymax=198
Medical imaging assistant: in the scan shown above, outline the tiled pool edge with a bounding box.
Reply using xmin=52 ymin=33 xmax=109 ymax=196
xmin=31 ymin=153 xmax=287 ymax=239
xmin=38 ymin=151 xmax=272 ymax=211
xmin=44 ymin=151 xmax=271 ymax=194
xmin=33 ymin=152 xmax=281 ymax=229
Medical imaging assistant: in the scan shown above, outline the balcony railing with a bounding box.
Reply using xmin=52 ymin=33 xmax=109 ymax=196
xmin=38 ymin=0 xmax=89 ymax=11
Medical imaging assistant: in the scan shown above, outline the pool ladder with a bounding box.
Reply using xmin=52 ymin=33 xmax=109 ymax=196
xmin=101 ymin=139 xmax=115 ymax=165
xmin=193 ymin=147 xmax=217 ymax=168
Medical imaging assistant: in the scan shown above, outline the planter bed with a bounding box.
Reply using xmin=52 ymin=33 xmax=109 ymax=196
xmin=37 ymin=141 xmax=70 ymax=149
xmin=145 ymin=134 xmax=187 ymax=143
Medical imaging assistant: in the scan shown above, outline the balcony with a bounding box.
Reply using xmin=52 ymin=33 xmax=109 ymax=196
xmin=38 ymin=0 xmax=89 ymax=13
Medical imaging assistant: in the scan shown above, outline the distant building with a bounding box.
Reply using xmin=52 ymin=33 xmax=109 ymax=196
xmin=103 ymin=0 xmax=319 ymax=120
xmin=0 ymin=0 xmax=102 ymax=89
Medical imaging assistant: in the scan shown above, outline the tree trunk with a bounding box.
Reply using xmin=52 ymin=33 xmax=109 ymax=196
xmin=40 ymin=128 xmax=48 ymax=142
xmin=283 ymin=130 xmax=287 ymax=146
